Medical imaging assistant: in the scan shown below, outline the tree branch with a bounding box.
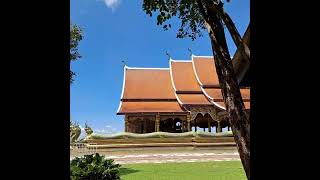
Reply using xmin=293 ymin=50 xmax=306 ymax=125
xmin=214 ymin=5 xmax=250 ymax=62
xmin=196 ymin=0 xmax=210 ymax=23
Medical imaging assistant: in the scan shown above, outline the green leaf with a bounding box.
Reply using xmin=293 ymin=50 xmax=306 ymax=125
xmin=70 ymin=153 xmax=121 ymax=179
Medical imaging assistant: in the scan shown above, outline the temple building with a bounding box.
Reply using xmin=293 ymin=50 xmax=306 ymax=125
xmin=117 ymin=55 xmax=250 ymax=134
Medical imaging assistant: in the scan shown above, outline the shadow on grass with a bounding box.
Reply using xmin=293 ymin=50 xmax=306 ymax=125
xmin=120 ymin=167 xmax=140 ymax=176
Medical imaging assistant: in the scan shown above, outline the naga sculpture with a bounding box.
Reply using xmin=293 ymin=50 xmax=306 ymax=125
xmin=70 ymin=121 xmax=81 ymax=143
xmin=84 ymin=122 xmax=93 ymax=136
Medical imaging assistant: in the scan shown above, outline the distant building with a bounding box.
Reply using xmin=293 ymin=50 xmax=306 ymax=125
xmin=117 ymin=55 xmax=250 ymax=133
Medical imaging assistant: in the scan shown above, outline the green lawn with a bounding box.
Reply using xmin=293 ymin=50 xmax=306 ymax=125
xmin=120 ymin=161 xmax=246 ymax=180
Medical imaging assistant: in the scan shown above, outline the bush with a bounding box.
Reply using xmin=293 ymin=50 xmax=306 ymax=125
xmin=70 ymin=153 xmax=121 ymax=180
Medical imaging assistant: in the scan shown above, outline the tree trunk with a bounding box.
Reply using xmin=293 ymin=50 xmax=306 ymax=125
xmin=197 ymin=1 xmax=250 ymax=178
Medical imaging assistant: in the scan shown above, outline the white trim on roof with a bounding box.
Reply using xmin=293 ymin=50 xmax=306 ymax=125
xmin=126 ymin=66 xmax=169 ymax=70
xmin=192 ymin=55 xmax=214 ymax=58
xmin=192 ymin=54 xmax=233 ymax=59
xmin=211 ymin=101 xmax=226 ymax=110
xmin=116 ymin=65 xmax=127 ymax=114
xmin=170 ymin=59 xmax=191 ymax=62
xmin=191 ymin=55 xmax=226 ymax=110
xmin=116 ymin=101 xmax=123 ymax=114
xmin=169 ymin=59 xmax=184 ymax=105
xmin=191 ymin=55 xmax=204 ymax=86
xmin=120 ymin=65 xmax=128 ymax=99
xmin=201 ymin=87 xmax=226 ymax=110
xmin=201 ymin=87 xmax=213 ymax=100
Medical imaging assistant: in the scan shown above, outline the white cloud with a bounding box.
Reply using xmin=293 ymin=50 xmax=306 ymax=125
xmin=95 ymin=125 xmax=120 ymax=134
xmin=95 ymin=129 xmax=104 ymax=133
xmin=102 ymin=0 xmax=121 ymax=11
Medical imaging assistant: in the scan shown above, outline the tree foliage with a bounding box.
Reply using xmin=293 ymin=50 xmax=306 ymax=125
xmin=143 ymin=0 xmax=227 ymax=41
xmin=70 ymin=23 xmax=83 ymax=84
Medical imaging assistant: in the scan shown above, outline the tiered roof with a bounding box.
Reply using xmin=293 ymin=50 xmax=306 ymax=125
xmin=170 ymin=60 xmax=211 ymax=105
xmin=117 ymin=56 xmax=250 ymax=115
xmin=117 ymin=68 xmax=186 ymax=114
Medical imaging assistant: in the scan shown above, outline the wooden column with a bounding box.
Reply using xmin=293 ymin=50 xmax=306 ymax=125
xmin=187 ymin=114 xmax=191 ymax=132
xmin=217 ymin=121 xmax=222 ymax=133
xmin=181 ymin=119 xmax=184 ymax=133
xmin=190 ymin=112 xmax=199 ymax=132
xmin=155 ymin=114 xmax=160 ymax=132
xmin=124 ymin=115 xmax=129 ymax=132
xmin=143 ymin=119 xmax=147 ymax=133
xmin=208 ymin=116 xmax=212 ymax=133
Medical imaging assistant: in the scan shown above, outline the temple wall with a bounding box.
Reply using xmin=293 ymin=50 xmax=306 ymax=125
xmin=127 ymin=116 xmax=156 ymax=133
xmin=126 ymin=115 xmax=188 ymax=133
xmin=124 ymin=110 xmax=247 ymax=134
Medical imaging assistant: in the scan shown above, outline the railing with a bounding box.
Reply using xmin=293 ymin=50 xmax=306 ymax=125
xmin=70 ymin=143 xmax=98 ymax=157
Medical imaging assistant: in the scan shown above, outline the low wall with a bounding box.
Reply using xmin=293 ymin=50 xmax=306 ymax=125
xmin=83 ymin=131 xmax=235 ymax=149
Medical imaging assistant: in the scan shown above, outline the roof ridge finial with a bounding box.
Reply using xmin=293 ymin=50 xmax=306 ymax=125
xmin=165 ymin=51 xmax=171 ymax=60
xmin=188 ymin=48 xmax=193 ymax=57
xmin=121 ymin=58 xmax=127 ymax=68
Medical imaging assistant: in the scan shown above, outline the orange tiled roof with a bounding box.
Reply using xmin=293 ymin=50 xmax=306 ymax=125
xmin=240 ymin=88 xmax=250 ymax=100
xmin=117 ymin=101 xmax=186 ymax=115
xmin=117 ymin=56 xmax=250 ymax=114
xmin=244 ymin=102 xmax=250 ymax=109
xmin=169 ymin=60 xmax=212 ymax=105
xmin=192 ymin=56 xmax=250 ymax=109
xmin=170 ymin=61 xmax=201 ymax=92
xmin=176 ymin=94 xmax=212 ymax=105
xmin=192 ymin=56 xmax=220 ymax=86
xmin=122 ymin=68 xmax=176 ymax=100
xmin=202 ymin=88 xmax=250 ymax=109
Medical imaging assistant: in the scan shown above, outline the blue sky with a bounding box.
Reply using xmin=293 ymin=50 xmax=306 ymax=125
xmin=70 ymin=0 xmax=249 ymax=135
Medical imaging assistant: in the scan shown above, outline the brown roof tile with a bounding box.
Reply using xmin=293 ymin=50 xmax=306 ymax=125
xmin=203 ymin=88 xmax=250 ymax=109
xmin=240 ymin=88 xmax=250 ymax=99
xmin=177 ymin=94 xmax=212 ymax=105
xmin=244 ymin=102 xmax=250 ymax=109
xmin=122 ymin=68 xmax=176 ymax=100
xmin=170 ymin=61 xmax=201 ymax=91
xmin=203 ymin=88 xmax=224 ymax=100
xmin=192 ymin=56 xmax=219 ymax=86
xmin=117 ymin=101 xmax=186 ymax=114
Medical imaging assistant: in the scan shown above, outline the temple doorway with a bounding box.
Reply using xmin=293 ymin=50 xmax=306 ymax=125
xmin=160 ymin=117 xmax=183 ymax=133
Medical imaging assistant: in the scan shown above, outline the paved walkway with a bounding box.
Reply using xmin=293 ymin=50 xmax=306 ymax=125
xmin=71 ymin=152 xmax=240 ymax=164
